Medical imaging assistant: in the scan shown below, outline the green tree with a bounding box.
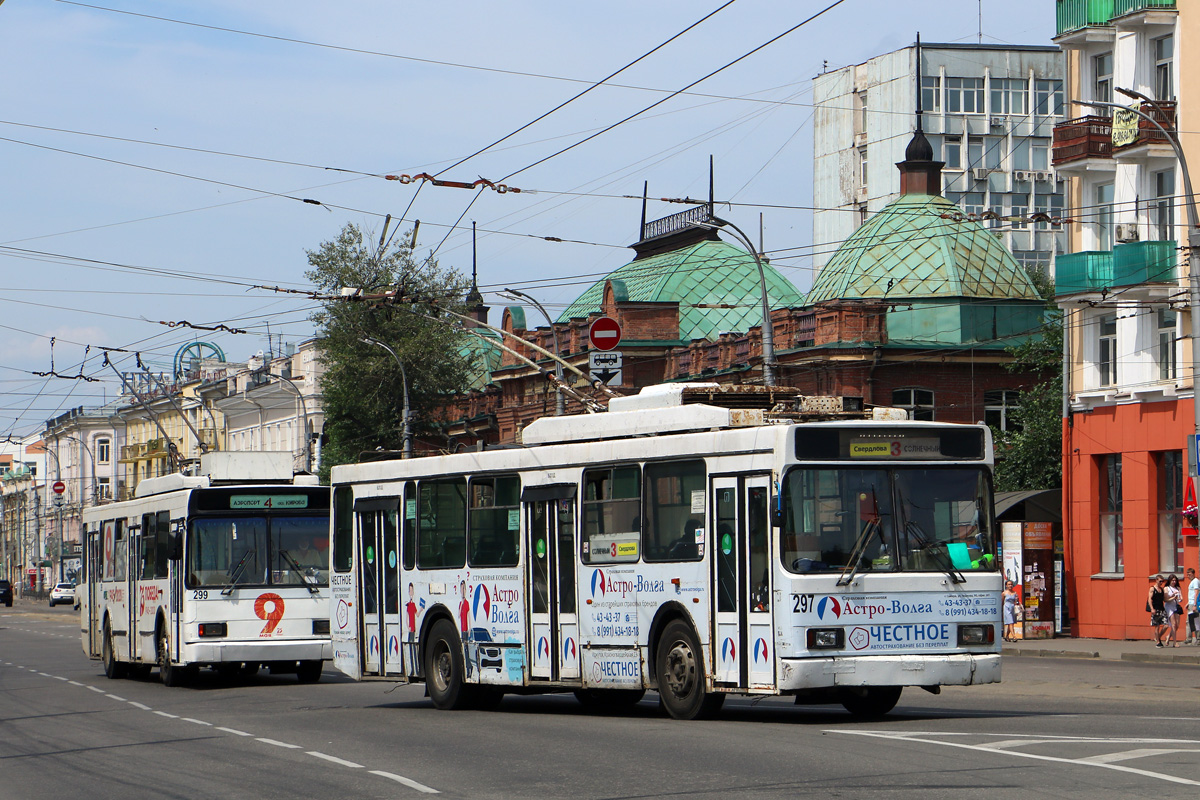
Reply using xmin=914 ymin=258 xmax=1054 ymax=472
xmin=306 ymin=223 xmax=475 ymax=480
xmin=993 ymin=268 xmax=1063 ymax=492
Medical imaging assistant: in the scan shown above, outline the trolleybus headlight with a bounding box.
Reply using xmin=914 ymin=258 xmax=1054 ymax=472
xmin=312 ymin=619 xmax=330 ymax=635
xmin=806 ymin=628 xmax=845 ymax=649
xmin=198 ymin=622 xmax=227 ymax=638
xmin=956 ymin=625 xmax=995 ymax=646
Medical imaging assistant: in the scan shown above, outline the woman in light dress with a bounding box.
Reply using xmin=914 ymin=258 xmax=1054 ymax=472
xmin=1002 ymin=581 xmax=1020 ymax=643
xmin=1164 ymin=573 xmax=1184 ymax=647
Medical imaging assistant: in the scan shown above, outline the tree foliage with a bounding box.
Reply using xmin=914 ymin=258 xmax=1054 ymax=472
xmin=993 ymin=268 xmax=1063 ymax=492
xmin=306 ymin=223 xmax=474 ymax=480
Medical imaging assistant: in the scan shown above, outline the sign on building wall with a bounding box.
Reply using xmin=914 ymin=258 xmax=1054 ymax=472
xmin=1111 ymin=105 xmax=1141 ymax=148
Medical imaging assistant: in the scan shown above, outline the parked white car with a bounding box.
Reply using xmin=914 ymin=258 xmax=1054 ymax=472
xmin=49 ymin=582 xmax=75 ymax=607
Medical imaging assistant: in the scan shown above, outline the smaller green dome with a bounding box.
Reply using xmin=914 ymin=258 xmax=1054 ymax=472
xmin=808 ymin=194 xmax=1040 ymax=304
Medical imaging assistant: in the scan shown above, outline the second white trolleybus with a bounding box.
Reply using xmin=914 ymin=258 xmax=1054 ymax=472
xmin=329 ymin=384 xmax=1001 ymax=718
xmin=80 ymin=453 xmax=332 ymax=685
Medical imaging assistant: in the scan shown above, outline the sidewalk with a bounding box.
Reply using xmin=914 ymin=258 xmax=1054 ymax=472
xmin=1004 ymin=633 xmax=1200 ymax=665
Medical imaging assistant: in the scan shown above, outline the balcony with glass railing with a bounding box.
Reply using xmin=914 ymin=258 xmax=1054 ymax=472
xmin=1056 ymin=241 xmax=1177 ymax=295
xmin=1057 ymin=0 xmax=1174 ymax=36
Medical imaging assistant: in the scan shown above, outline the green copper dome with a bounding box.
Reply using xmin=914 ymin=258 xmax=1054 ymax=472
xmin=808 ymin=194 xmax=1040 ymax=303
xmin=558 ymin=239 xmax=805 ymax=342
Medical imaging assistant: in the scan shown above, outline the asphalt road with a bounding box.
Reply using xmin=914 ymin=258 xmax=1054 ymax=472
xmin=3 ymin=602 xmax=1199 ymax=799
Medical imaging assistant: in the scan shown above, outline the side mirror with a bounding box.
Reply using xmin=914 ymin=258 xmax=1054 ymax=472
xmin=168 ymin=524 xmax=183 ymax=561
xmin=771 ymin=506 xmax=785 ymax=528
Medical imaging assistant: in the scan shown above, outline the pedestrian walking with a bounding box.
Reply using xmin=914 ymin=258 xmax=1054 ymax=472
xmin=1148 ymin=574 xmax=1167 ymax=647
xmin=1164 ymin=573 xmax=1183 ymax=646
xmin=1186 ymin=567 xmax=1199 ymax=645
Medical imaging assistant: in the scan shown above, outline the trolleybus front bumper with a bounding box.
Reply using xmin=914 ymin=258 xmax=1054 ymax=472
xmin=187 ymin=638 xmax=332 ymax=664
xmin=777 ymin=652 xmax=1000 ymax=690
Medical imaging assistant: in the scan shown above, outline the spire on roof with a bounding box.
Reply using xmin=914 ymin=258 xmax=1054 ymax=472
xmin=896 ymin=32 xmax=943 ymax=196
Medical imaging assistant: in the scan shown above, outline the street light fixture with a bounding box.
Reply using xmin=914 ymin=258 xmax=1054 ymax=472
xmin=1074 ymin=93 xmax=1200 ymax=470
xmin=500 ymin=288 xmax=564 ymax=415
xmin=360 ymin=337 xmax=413 ymax=458
xmin=693 ymin=216 xmax=777 ymax=386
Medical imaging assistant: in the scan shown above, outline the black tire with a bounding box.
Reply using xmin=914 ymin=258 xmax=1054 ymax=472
xmin=424 ymin=619 xmax=471 ymax=710
xmin=158 ymin=626 xmax=193 ymax=687
xmin=574 ymin=688 xmax=646 ymax=714
xmin=102 ymin=620 xmax=127 ymax=680
xmin=840 ymin=686 xmax=903 ymax=717
xmin=655 ymin=620 xmax=723 ymax=720
xmin=296 ymin=660 xmax=323 ymax=683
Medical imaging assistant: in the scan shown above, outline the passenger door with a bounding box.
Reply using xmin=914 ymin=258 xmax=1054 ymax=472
xmin=355 ymin=499 xmax=402 ymax=676
xmin=712 ymin=475 xmax=775 ymax=688
xmin=525 ymin=485 xmax=580 ymax=682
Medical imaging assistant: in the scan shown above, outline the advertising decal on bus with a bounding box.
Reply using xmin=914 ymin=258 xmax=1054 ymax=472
xmin=582 ymin=648 xmax=641 ymax=687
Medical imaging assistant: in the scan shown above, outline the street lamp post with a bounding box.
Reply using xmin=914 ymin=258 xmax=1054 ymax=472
xmin=501 ymin=288 xmax=564 ymax=415
xmin=1076 ymin=93 xmax=1200 ymax=469
xmin=262 ymin=373 xmax=313 ymax=473
xmin=361 ymin=337 xmax=413 ymax=458
xmin=693 ymin=216 xmax=777 ymax=386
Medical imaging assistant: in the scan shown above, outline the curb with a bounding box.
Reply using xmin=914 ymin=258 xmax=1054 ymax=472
xmin=1122 ymin=651 xmax=1200 ymax=665
xmin=1003 ymin=647 xmax=1099 ymax=659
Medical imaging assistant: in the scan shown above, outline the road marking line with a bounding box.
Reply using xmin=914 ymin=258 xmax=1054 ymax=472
xmin=369 ymin=770 xmax=440 ymax=794
xmin=54 ymin=676 xmax=68 ymax=681
xmin=256 ymin=738 xmax=301 ymax=749
xmin=68 ymin=680 xmax=83 ymax=686
xmin=829 ymin=730 xmax=1200 ymax=787
xmin=154 ymin=711 xmax=179 ymax=719
xmin=1083 ymin=748 xmax=1200 ymax=764
xmin=105 ymin=694 xmax=126 ymax=701
xmin=182 ymin=718 xmax=212 ymax=726
xmin=307 ymin=751 xmax=364 ymax=768
xmin=129 ymin=702 xmax=152 ymax=710
xmin=216 ymin=727 xmax=252 ymax=737
xmin=87 ymin=686 xmax=105 ymax=693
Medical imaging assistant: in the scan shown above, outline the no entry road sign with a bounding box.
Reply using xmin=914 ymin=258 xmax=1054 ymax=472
xmin=588 ymin=317 xmax=622 ymax=351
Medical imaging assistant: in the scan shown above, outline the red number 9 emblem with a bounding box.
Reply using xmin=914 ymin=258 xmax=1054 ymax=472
xmin=255 ymin=592 xmax=285 ymax=636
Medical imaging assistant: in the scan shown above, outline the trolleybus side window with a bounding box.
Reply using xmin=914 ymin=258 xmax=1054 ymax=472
xmin=333 ymin=486 xmax=353 ymax=573
xmin=402 ymin=481 xmax=416 ymax=570
xmin=141 ymin=514 xmax=157 ymax=579
xmin=113 ymin=519 xmax=127 ymax=582
xmin=468 ymin=475 xmax=520 ymax=567
xmin=156 ymin=511 xmax=171 ymax=575
xmin=418 ymin=478 xmax=467 ymax=569
xmin=643 ymin=460 xmax=705 ymax=562
xmin=581 ymin=466 xmax=640 ymax=564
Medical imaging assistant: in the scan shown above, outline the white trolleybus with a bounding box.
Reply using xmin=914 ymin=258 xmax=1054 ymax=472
xmin=80 ymin=453 xmax=332 ymax=686
xmin=329 ymin=384 xmax=1001 ymax=719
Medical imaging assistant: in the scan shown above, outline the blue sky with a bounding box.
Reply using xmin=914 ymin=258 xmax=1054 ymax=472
xmin=0 ymin=0 xmax=1056 ymax=435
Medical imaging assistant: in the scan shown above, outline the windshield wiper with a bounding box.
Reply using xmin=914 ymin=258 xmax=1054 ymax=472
xmin=837 ymin=517 xmax=881 ymax=587
xmin=279 ymin=549 xmax=320 ymax=594
xmin=905 ymin=521 xmax=966 ymax=584
xmin=221 ymin=550 xmax=257 ymax=596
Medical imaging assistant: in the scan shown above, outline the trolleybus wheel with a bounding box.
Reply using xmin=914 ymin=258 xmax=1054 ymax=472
xmin=655 ymin=619 xmax=723 ymax=720
xmin=840 ymin=686 xmax=902 ymax=717
xmin=102 ymin=620 xmax=127 ymax=680
xmin=574 ymin=688 xmax=646 ymax=714
xmin=158 ymin=627 xmax=193 ymax=688
xmin=296 ymin=660 xmax=323 ymax=683
xmin=425 ymin=619 xmax=471 ymax=710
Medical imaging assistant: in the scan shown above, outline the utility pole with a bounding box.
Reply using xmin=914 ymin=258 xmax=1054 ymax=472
xmin=361 ymin=338 xmax=412 ymax=458
xmin=501 ymin=288 xmax=564 ymax=415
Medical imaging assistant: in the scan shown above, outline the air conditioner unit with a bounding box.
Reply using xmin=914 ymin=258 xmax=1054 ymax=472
xmin=990 ymin=116 xmax=1006 ymax=127
xmin=1013 ymin=170 xmax=1030 ymax=181
xmin=1034 ymin=171 xmax=1052 ymax=182
xmin=1115 ymin=223 xmax=1140 ymax=243
xmin=971 ymin=167 xmax=992 ymax=181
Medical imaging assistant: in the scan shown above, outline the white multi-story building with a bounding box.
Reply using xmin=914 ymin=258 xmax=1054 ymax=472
xmin=1 ymin=435 xmax=51 ymax=591
xmin=813 ymin=42 xmax=1068 ymax=274
xmin=212 ymin=340 xmax=324 ymax=474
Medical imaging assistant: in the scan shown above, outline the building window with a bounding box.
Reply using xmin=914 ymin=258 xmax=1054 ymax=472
xmin=892 ymin=388 xmax=934 ymax=421
xmin=942 ymin=135 xmax=962 ymax=169
xmin=1031 ymin=139 xmax=1050 ymax=171
xmin=1093 ymin=52 xmax=1113 ymax=106
xmin=1154 ymin=34 xmax=1173 ymax=101
xmin=990 ymin=78 xmax=1028 ymax=115
xmin=966 ymin=135 xmax=984 ymax=170
xmin=984 ymin=389 xmax=1021 ymax=431
xmin=921 ymin=75 xmax=941 ymax=113
xmin=963 ymin=192 xmax=986 ymax=218
xmin=856 ymin=91 xmax=868 ymax=136
xmin=984 ymin=135 xmax=1004 ymax=170
xmin=1096 ymin=182 xmax=1115 ymax=250
xmin=1157 ymin=307 xmax=1177 ymax=381
xmin=1034 ymin=79 xmax=1064 ymax=116
xmin=1153 ymin=169 xmax=1175 ymax=243
xmin=96 ymin=438 xmax=111 ymax=464
xmin=857 ymin=203 xmax=868 ymax=227
xmin=1156 ymin=450 xmax=1182 ymax=574
xmin=946 ymin=77 xmax=984 ymax=114
xmin=858 ymin=147 xmax=868 ymax=189
xmin=1100 ymin=454 xmax=1123 ymax=574
xmin=96 ymin=477 xmax=111 ymax=501
xmin=1010 ymin=193 xmax=1029 ymax=229
xmin=1013 ymin=250 xmax=1051 ymax=272
xmin=1012 ymin=139 xmax=1031 ymax=171
xmin=1098 ymin=314 xmax=1118 ymax=387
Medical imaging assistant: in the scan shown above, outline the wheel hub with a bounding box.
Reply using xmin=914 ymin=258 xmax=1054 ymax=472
xmin=664 ymin=641 xmax=695 ymax=697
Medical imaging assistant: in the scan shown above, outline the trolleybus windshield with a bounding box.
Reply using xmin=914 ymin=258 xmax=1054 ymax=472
xmin=186 ymin=515 xmax=329 ymax=589
xmin=780 ymin=466 xmax=994 ymax=575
